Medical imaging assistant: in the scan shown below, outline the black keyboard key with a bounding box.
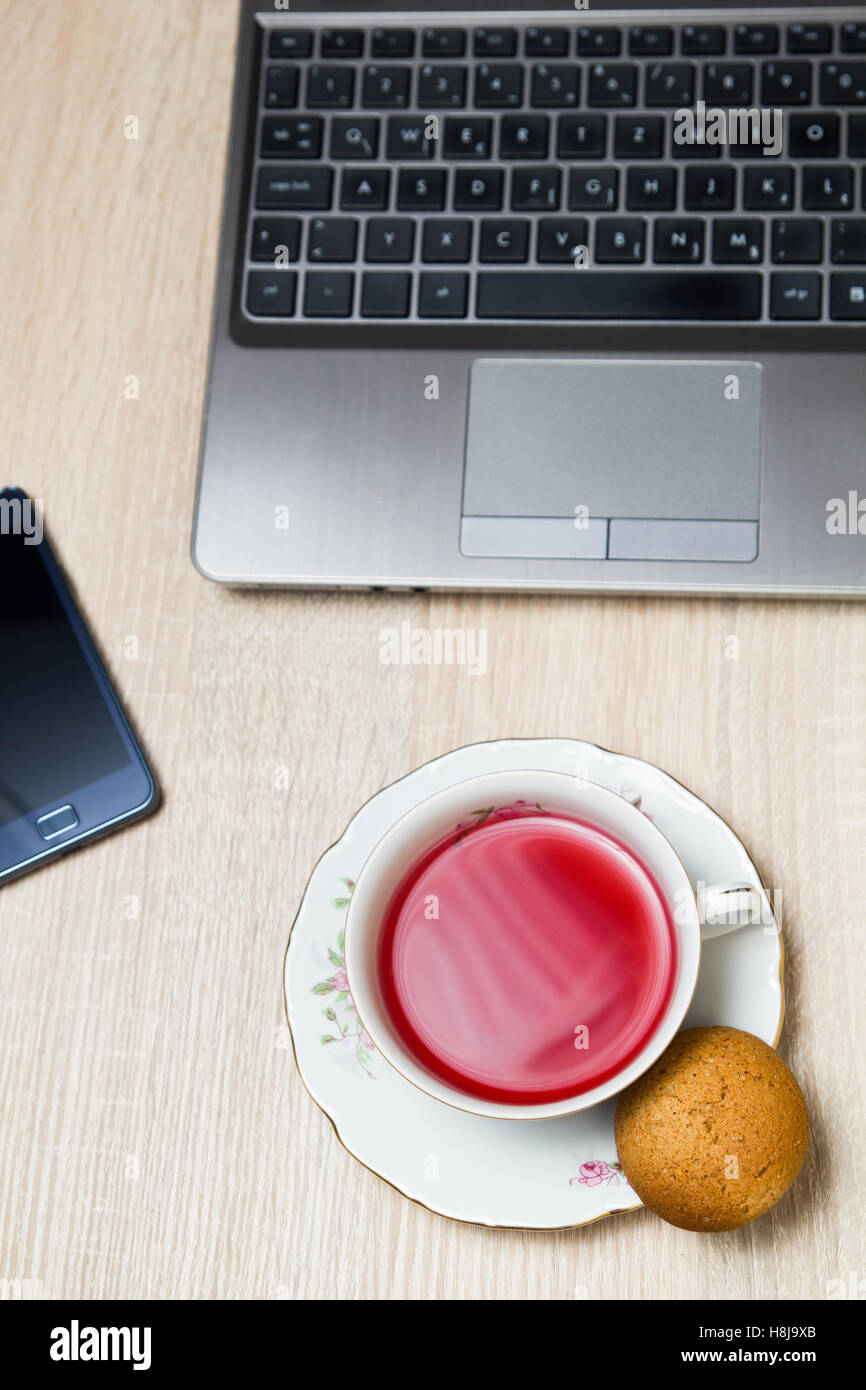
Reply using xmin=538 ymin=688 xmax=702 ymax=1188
xmin=512 ymin=167 xmax=561 ymax=211
xmin=672 ymin=125 xmax=721 ymax=161
xmin=475 ymin=271 xmax=762 ymax=319
xmin=537 ymin=217 xmax=589 ymax=263
xmin=480 ymin=218 xmax=529 ymax=263
xmin=364 ymin=219 xmax=415 ymax=263
xmin=588 ymin=63 xmax=638 ymax=107
xmin=397 ymin=168 xmax=447 ymax=211
xmin=654 ymin=217 xmax=705 ymax=263
xmin=261 ymin=116 xmax=322 ymax=159
xmin=728 ymin=117 xmax=782 ymax=160
xmin=362 ymin=66 xmax=410 ymax=107
xmin=453 ymin=168 xmax=503 ymax=210
xmin=645 ymin=62 xmax=696 ymax=107
xmin=256 ymin=166 xmax=332 ymax=210
xmin=264 ymin=66 xmax=299 ymax=109
xmin=361 ymin=272 xmax=411 ymax=317
xmin=422 ymin=29 xmax=465 ymax=58
xmin=681 ymin=26 xmax=726 ymax=57
xmin=743 ymin=166 xmax=795 ymax=211
xmin=269 ymin=30 xmax=312 ymax=59
xmin=304 ymin=270 xmax=354 ymax=317
xmin=842 ymin=24 xmax=866 ymax=54
xmin=629 ymin=27 xmax=673 ymax=58
xmin=247 ymin=269 xmax=296 ymax=316
xmin=418 ymin=272 xmax=468 ymax=317
xmin=627 ymin=167 xmax=677 ymax=211
xmin=422 ymin=219 xmax=472 ymax=262
xmin=821 ymin=63 xmax=866 ymax=105
xmin=577 ymin=27 xmax=620 ymax=57
xmin=713 ymin=218 xmax=764 ymax=264
xmin=685 ymin=166 xmax=735 ymax=211
xmin=734 ymin=25 xmax=779 ymax=56
xmin=704 ymin=63 xmax=753 ymax=105
xmin=307 ymin=65 xmax=354 ymax=108
xmin=251 ymin=217 xmax=301 ymax=262
xmin=341 ymin=168 xmax=390 ymax=210
xmin=830 ymin=273 xmax=866 ymax=318
xmin=770 ymin=272 xmax=822 ymax=319
xmin=788 ymin=24 xmax=832 ymax=56
xmin=444 ymin=117 xmax=492 ymax=159
xmin=501 ymin=115 xmax=549 ymax=159
xmin=803 ymin=167 xmax=855 ymax=211
xmin=386 ymin=116 xmax=433 ymax=160
xmin=308 ymin=217 xmax=357 ymax=263
xmin=762 ymin=61 xmax=812 ymax=106
xmin=789 ymin=113 xmax=840 ymax=159
xmin=331 ymin=117 xmax=380 ymax=160
xmin=474 ymin=28 xmax=517 ymax=58
xmin=320 ymin=30 xmax=363 ymax=59
xmin=771 ymin=218 xmax=823 ymax=264
xmin=831 ymin=219 xmax=866 ymax=264
xmin=614 ymin=116 xmax=664 ymax=159
xmin=531 ymin=64 xmax=580 ymax=108
xmin=556 ymin=114 xmax=607 ymax=159
xmin=371 ymin=28 xmax=414 ymax=59
xmin=526 ymin=27 xmax=569 ymax=59
xmin=568 ymin=168 xmax=618 ymax=211
xmin=850 ymin=115 xmax=866 ymax=158
xmin=475 ymin=64 xmax=523 ymax=108
xmin=596 ymin=217 xmax=646 ymax=263
xmin=419 ymin=64 xmax=466 ymax=107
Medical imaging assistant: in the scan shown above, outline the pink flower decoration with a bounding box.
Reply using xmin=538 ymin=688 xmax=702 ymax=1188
xmin=332 ymin=967 xmax=349 ymax=993
xmin=576 ymin=1160 xmax=611 ymax=1187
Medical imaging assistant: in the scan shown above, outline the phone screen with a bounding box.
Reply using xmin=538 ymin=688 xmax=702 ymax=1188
xmin=0 ymin=514 xmax=132 ymax=829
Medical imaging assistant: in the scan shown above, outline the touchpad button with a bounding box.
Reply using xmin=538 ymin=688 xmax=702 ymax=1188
xmin=461 ymin=359 xmax=762 ymax=561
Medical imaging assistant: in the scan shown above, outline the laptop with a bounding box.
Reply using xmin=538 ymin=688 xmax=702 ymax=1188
xmin=193 ymin=3 xmax=866 ymax=596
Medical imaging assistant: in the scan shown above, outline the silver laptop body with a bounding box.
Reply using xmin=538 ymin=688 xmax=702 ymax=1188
xmin=194 ymin=3 xmax=866 ymax=596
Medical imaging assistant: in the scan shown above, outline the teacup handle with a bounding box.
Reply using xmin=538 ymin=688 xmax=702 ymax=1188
xmin=700 ymin=881 xmax=766 ymax=940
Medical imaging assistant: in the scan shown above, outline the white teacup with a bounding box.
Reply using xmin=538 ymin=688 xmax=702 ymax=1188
xmin=344 ymin=770 xmax=763 ymax=1120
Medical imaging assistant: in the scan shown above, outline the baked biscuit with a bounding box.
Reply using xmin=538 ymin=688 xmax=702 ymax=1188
xmin=614 ymin=1026 xmax=809 ymax=1232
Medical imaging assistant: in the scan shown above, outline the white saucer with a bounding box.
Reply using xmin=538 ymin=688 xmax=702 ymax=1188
xmin=284 ymin=740 xmax=784 ymax=1231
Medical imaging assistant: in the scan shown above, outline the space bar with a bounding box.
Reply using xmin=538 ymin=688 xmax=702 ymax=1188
xmin=476 ymin=272 xmax=762 ymax=320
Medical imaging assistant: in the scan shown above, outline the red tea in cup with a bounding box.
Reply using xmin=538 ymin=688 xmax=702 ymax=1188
xmin=378 ymin=809 xmax=677 ymax=1105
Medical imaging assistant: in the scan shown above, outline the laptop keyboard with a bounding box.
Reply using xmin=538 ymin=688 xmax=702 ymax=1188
xmin=241 ymin=12 xmax=866 ymax=326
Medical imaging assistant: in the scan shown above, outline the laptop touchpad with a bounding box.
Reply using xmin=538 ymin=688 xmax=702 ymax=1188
xmin=461 ymin=359 xmax=762 ymax=562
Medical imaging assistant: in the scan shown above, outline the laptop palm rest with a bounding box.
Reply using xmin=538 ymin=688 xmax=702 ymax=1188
xmin=461 ymin=359 xmax=762 ymax=562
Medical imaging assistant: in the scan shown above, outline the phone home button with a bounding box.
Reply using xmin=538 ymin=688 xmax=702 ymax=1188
xmin=36 ymin=804 xmax=79 ymax=841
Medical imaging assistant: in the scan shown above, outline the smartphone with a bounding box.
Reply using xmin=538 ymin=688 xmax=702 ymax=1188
xmin=0 ymin=488 xmax=157 ymax=883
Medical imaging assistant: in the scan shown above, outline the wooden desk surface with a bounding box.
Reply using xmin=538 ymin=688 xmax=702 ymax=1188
xmin=1 ymin=0 xmax=863 ymax=1300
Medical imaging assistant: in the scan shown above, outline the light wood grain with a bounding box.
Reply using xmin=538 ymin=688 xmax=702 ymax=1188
xmin=0 ymin=0 xmax=864 ymax=1300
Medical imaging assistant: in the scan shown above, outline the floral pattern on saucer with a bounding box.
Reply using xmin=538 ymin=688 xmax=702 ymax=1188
xmin=311 ymin=880 xmax=377 ymax=1077
xmin=571 ymin=1160 xmax=629 ymax=1189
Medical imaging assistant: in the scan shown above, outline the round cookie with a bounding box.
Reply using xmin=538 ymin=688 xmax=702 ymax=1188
xmin=614 ymin=1026 xmax=809 ymax=1232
